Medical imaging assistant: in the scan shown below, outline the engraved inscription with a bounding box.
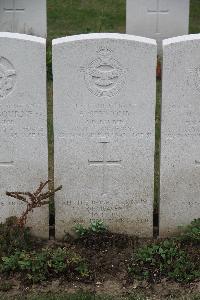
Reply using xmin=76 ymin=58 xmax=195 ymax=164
xmin=0 ymin=104 xmax=46 ymax=138
xmin=147 ymin=0 xmax=169 ymax=35
xmin=61 ymin=103 xmax=151 ymax=138
xmin=3 ymin=0 xmax=25 ymax=31
xmin=0 ymin=57 xmax=16 ymax=99
xmin=194 ymin=66 xmax=200 ymax=92
xmin=83 ymin=48 xmax=125 ymax=98
xmin=63 ymin=198 xmax=149 ymax=225
xmin=88 ymin=142 xmax=121 ymax=195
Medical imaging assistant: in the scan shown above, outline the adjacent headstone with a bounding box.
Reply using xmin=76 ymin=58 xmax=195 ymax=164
xmin=0 ymin=0 xmax=47 ymax=38
xmin=53 ymin=33 xmax=156 ymax=239
xmin=160 ymin=34 xmax=200 ymax=237
xmin=126 ymin=0 xmax=190 ymax=55
xmin=0 ymin=33 xmax=48 ymax=238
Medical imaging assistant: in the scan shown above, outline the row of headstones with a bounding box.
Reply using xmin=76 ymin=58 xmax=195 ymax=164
xmin=0 ymin=32 xmax=199 ymax=239
xmin=0 ymin=0 xmax=190 ymax=55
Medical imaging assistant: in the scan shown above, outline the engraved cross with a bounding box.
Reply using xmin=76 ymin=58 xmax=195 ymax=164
xmin=88 ymin=142 xmax=121 ymax=196
xmin=3 ymin=0 xmax=25 ymax=31
xmin=0 ymin=160 xmax=14 ymax=167
xmin=147 ymin=0 xmax=169 ymax=34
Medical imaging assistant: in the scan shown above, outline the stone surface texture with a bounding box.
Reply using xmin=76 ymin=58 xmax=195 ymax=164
xmin=160 ymin=34 xmax=200 ymax=237
xmin=126 ymin=0 xmax=190 ymax=55
xmin=53 ymin=33 xmax=156 ymax=239
xmin=0 ymin=33 xmax=48 ymax=238
xmin=0 ymin=0 xmax=47 ymax=37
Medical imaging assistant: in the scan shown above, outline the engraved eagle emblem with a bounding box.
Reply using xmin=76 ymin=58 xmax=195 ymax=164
xmin=83 ymin=48 xmax=125 ymax=98
xmin=0 ymin=57 xmax=16 ymax=99
xmin=88 ymin=67 xmax=122 ymax=88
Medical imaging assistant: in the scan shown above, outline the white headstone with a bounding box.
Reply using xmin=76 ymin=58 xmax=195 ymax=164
xmin=126 ymin=0 xmax=190 ymax=55
xmin=160 ymin=34 xmax=200 ymax=237
xmin=0 ymin=33 xmax=48 ymax=238
xmin=0 ymin=0 xmax=47 ymax=38
xmin=53 ymin=33 xmax=156 ymax=239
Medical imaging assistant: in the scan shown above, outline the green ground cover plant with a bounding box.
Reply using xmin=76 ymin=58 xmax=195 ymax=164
xmin=129 ymin=239 xmax=200 ymax=283
xmin=0 ymin=247 xmax=89 ymax=283
xmin=74 ymin=220 xmax=107 ymax=237
xmin=179 ymin=218 xmax=200 ymax=245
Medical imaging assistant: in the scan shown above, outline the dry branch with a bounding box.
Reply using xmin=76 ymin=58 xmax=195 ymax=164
xmin=6 ymin=180 xmax=62 ymax=227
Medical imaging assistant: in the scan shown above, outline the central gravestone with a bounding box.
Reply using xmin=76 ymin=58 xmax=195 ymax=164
xmin=53 ymin=33 xmax=156 ymax=239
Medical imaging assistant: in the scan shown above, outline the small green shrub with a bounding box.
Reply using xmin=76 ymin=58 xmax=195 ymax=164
xmin=0 ymin=217 xmax=33 ymax=258
xmin=90 ymin=220 xmax=107 ymax=233
xmin=179 ymin=218 xmax=200 ymax=244
xmin=74 ymin=224 xmax=89 ymax=237
xmin=129 ymin=240 xmax=200 ymax=283
xmin=0 ymin=247 xmax=89 ymax=283
xmin=74 ymin=220 xmax=107 ymax=238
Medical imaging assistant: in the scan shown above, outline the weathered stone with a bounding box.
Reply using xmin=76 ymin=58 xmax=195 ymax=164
xmin=160 ymin=34 xmax=200 ymax=237
xmin=53 ymin=33 xmax=156 ymax=239
xmin=126 ymin=0 xmax=190 ymax=55
xmin=0 ymin=33 xmax=48 ymax=238
xmin=0 ymin=0 xmax=47 ymax=38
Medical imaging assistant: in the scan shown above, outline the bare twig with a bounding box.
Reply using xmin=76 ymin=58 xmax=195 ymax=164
xmin=6 ymin=181 xmax=62 ymax=227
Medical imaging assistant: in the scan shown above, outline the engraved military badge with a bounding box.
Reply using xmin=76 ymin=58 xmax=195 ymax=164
xmin=0 ymin=57 xmax=16 ymax=99
xmin=83 ymin=48 xmax=125 ymax=98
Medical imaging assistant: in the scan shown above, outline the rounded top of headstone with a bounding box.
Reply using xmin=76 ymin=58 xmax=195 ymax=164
xmin=52 ymin=33 xmax=156 ymax=46
xmin=163 ymin=33 xmax=200 ymax=46
xmin=0 ymin=32 xmax=45 ymax=44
